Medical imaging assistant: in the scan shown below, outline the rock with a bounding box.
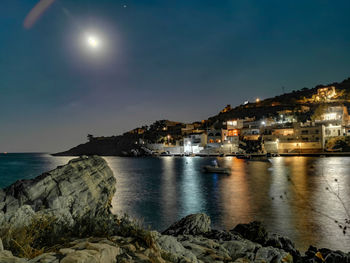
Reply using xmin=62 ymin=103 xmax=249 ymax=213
xmin=304 ymin=245 xmax=318 ymax=258
xmin=55 ymin=241 xmax=121 ymax=263
xmin=177 ymin=235 xmax=232 ymax=262
xmin=221 ymin=239 xmax=259 ymax=261
xmin=0 ymin=190 xmax=4 ymax=201
xmin=232 ymin=221 xmax=268 ymax=245
xmin=1 ymin=156 xmax=115 ymax=227
xmin=156 ymin=235 xmax=198 ymax=262
xmin=254 ymin=246 xmax=292 ymax=263
xmin=0 ymin=213 xmax=4 ymax=226
xmin=303 ymin=246 xmax=350 ymax=263
xmin=162 ymin=213 xmax=211 ymax=236
xmin=233 ymin=259 xmax=251 ymax=263
xmin=265 ymin=233 xmax=300 ymax=260
xmin=205 ymin=229 xmax=242 ymax=241
xmin=0 ymin=250 xmax=28 ymax=263
xmin=5 ymin=205 xmax=36 ymax=228
xmin=28 ymin=252 xmax=59 ymax=263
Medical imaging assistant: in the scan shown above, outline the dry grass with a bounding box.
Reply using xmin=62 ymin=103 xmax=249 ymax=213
xmin=114 ymin=213 xmax=157 ymax=249
xmin=0 ymin=212 xmax=158 ymax=259
xmin=0 ymin=215 xmax=56 ymax=258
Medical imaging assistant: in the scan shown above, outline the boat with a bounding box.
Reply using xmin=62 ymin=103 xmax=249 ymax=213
xmin=202 ymin=165 xmax=231 ymax=174
xmin=248 ymin=155 xmax=271 ymax=162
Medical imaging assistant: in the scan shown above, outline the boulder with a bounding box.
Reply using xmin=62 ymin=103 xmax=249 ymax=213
xmin=221 ymin=239 xmax=258 ymax=261
xmin=177 ymin=235 xmax=232 ymax=262
xmin=60 ymin=241 xmax=121 ymax=263
xmin=265 ymin=233 xmax=300 ymax=260
xmin=232 ymin=221 xmax=268 ymax=244
xmin=162 ymin=213 xmax=211 ymax=236
xmin=0 ymin=250 xmax=28 ymax=263
xmin=205 ymin=229 xmax=242 ymax=241
xmin=1 ymin=155 xmax=115 ymax=227
xmin=254 ymin=246 xmax=293 ymax=263
xmin=156 ymin=235 xmax=198 ymax=262
xmin=303 ymin=246 xmax=350 ymax=263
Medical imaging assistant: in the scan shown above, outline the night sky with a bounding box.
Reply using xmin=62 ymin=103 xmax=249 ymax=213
xmin=1 ymin=0 xmax=350 ymax=152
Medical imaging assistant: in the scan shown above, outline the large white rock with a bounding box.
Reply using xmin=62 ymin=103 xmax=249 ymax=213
xmin=1 ymin=156 xmax=116 ymax=228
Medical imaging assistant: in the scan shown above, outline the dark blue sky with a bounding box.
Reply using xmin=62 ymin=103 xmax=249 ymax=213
xmin=1 ymin=0 xmax=350 ymax=152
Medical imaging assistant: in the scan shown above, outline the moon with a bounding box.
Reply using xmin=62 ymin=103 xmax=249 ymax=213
xmin=87 ymin=35 xmax=100 ymax=49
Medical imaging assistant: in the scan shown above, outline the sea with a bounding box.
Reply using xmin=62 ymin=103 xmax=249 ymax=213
xmin=1 ymin=153 xmax=350 ymax=252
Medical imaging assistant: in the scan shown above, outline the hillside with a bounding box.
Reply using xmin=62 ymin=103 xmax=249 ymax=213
xmin=54 ymin=77 xmax=350 ymax=156
xmin=208 ymin=77 xmax=350 ymax=124
xmin=53 ymin=134 xmax=140 ymax=156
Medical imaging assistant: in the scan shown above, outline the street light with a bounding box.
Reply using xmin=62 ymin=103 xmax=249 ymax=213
xmin=167 ymin=135 xmax=171 ymax=145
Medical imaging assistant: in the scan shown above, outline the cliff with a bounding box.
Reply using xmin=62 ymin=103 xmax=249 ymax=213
xmin=0 ymin=158 xmax=349 ymax=262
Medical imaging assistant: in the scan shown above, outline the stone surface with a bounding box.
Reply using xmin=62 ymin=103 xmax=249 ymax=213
xmin=254 ymin=246 xmax=292 ymax=263
xmin=232 ymin=221 xmax=268 ymax=245
xmin=1 ymin=155 xmax=115 ymax=227
xmin=302 ymin=246 xmax=350 ymax=263
xmin=60 ymin=242 xmax=121 ymax=263
xmin=156 ymin=234 xmax=198 ymax=262
xmin=0 ymin=250 xmax=28 ymax=263
xmin=265 ymin=233 xmax=300 ymax=260
xmin=162 ymin=213 xmax=211 ymax=236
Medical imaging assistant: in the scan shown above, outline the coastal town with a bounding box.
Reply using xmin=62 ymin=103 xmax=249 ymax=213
xmin=123 ymin=84 xmax=350 ymax=156
xmin=55 ymin=78 xmax=350 ymax=157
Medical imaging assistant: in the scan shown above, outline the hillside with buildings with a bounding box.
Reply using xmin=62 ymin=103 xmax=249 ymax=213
xmin=55 ymin=77 xmax=350 ymax=156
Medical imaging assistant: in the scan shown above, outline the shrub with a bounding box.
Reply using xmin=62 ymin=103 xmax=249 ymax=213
xmin=0 ymin=212 xmax=157 ymax=259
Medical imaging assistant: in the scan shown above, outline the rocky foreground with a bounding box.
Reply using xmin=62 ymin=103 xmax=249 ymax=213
xmin=0 ymin=156 xmax=349 ymax=263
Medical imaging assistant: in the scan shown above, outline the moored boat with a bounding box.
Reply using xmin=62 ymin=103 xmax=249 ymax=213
xmin=202 ymin=165 xmax=231 ymax=174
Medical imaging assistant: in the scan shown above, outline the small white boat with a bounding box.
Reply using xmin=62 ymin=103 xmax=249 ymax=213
xmin=202 ymin=165 xmax=231 ymax=174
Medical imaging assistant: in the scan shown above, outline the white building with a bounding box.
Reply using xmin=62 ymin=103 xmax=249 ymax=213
xmin=183 ymin=133 xmax=207 ymax=154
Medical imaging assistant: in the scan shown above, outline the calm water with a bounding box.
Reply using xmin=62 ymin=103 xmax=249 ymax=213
xmin=1 ymin=153 xmax=350 ymax=252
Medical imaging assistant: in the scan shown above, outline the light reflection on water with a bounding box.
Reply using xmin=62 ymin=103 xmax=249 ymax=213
xmin=1 ymin=154 xmax=349 ymax=252
xmin=108 ymin=156 xmax=350 ymax=252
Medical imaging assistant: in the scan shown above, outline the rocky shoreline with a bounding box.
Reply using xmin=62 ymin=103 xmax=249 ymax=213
xmin=0 ymin=156 xmax=349 ymax=263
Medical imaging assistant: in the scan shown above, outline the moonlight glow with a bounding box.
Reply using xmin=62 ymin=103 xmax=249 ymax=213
xmin=87 ymin=35 xmax=100 ymax=49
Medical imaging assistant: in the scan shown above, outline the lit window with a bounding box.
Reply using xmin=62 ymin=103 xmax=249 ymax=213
xmin=324 ymin=113 xmax=337 ymax=120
